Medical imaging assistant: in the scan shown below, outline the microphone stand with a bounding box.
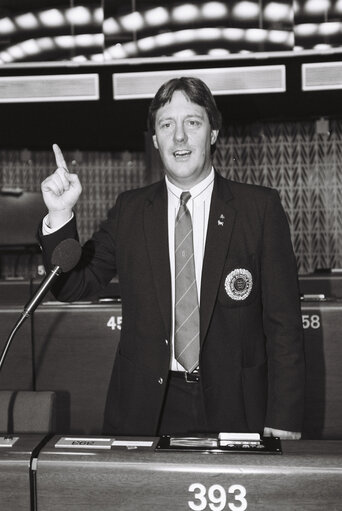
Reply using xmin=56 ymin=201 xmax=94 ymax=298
xmin=0 ymin=314 xmax=27 ymax=371
xmin=0 ymin=266 xmax=61 ymax=371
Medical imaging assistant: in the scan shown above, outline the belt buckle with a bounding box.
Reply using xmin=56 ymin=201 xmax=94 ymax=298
xmin=184 ymin=371 xmax=200 ymax=383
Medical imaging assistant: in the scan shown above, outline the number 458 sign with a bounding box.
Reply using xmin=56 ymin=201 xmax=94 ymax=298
xmin=188 ymin=483 xmax=247 ymax=511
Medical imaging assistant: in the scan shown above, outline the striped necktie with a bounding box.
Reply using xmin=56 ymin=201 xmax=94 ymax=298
xmin=174 ymin=191 xmax=200 ymax=373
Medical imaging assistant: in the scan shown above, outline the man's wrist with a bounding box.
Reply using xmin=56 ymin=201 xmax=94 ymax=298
xmin=42 ymin=211 xmax=74 ymax=235
xmin=48 ymin=209 xmax=73 ymax=230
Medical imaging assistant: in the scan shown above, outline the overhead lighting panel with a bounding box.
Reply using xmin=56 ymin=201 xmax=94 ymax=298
xmin=302 ymin=62 xmax=342 ymax=90
xmin=113 ymin=66 xmax=286 ymax=100
xmin=0 ymin=74 xmax=100 ymax=103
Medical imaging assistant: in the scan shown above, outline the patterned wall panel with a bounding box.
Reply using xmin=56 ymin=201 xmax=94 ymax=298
xmin=214 ymin=120 xmax=342 ymax=274
xmin=1 ymin=118 xmax=342 ymax=276
xmin=0 ymin=149 xmax=146 ymax=278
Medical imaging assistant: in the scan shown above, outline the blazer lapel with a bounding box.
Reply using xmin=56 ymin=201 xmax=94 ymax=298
xmin=200 ymin=174 xmax=236 ymax=344
xmin=143 ymin=181 xmax=172 ymax=338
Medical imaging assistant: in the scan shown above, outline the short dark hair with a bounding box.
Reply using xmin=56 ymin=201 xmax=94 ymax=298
xmin=148 ymin=76 xmax=222 ymax=134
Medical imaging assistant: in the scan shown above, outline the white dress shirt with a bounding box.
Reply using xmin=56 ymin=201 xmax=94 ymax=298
xmin=166 ymin=168 xmax=215 ymax=370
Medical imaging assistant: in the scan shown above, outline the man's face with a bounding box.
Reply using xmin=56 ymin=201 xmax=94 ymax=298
xmin=152 ymin=90 xmax=219 ymax=189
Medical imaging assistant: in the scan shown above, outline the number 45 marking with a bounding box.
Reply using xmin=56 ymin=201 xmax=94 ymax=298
xmin=188 ymin=483 xmax=247 ymax=511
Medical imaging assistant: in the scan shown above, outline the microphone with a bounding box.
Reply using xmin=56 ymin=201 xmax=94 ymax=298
xmin=23 ymin=238 xmax=82 ymax=317
xmin=0 ymin=238 xmax=82 ymax=371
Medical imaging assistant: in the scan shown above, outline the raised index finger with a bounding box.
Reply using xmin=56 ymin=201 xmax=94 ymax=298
xmin=53 ymin=143 xmax=69 ymax=172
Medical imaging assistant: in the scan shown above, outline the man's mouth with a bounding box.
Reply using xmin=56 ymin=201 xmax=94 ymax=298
xmin=173 ymin=150 xmax=192 ymax=159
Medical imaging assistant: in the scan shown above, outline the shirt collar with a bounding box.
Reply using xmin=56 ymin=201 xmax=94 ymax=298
xmin=165 ymin=167 xmax=215 ymax=200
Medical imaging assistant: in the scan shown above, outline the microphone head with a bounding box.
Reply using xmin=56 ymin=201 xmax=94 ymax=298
xmin=51 ymin=238 xmax=82 ymax=273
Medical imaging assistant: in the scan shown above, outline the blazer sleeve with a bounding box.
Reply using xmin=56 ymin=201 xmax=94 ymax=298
xmin=261 ymin=189 xmax=305 ymax=432
xmin=37 ymin=196 xmax=122 ymax=302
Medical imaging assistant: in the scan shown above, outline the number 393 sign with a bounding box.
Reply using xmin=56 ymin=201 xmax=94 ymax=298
xmin=188 ymin=483 xmax=247 ymax=511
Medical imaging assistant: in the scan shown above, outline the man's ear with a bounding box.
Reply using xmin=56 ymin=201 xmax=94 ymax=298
xmin=211 ymin=130 xmax=219 ymax=145
xmin=152 ymin=134 xmax=159 ymax=150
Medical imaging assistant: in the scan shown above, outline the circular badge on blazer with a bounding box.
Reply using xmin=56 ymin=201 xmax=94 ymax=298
xmin=225 ymin=269 xmax=253 ymax=301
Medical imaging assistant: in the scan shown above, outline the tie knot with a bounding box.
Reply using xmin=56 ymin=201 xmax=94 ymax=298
xmin=180 ymin=191 xmax=191 ymax=206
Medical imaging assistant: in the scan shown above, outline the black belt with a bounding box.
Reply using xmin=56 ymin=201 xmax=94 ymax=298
xmin=170 ymin=370 xmax=200 ymax=383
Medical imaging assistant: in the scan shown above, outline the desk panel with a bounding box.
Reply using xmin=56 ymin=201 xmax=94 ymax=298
xmin=302 ymin=300 xmax=342 ymax=438
xmin=0 ymin=306 xmax=33 ymax=390
xmin=36 ymin=438 xmax=342 ymax=511
xmin=0 ymin=434 xmax=46 ymax=510
xmin=34 ymin=303 xmax=121 ymax=434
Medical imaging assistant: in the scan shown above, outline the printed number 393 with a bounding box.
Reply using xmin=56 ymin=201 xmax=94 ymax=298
xmin=188 ymin=483 xmax=247 ymax=511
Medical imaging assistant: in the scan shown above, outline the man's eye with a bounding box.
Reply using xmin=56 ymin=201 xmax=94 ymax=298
xmin=187 ymin=119 xmax=200 ymax=127
xmin=160 ymin=122 xmax=172 ymax=129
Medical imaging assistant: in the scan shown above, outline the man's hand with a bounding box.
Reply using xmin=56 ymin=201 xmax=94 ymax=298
xmin=263 ymin=427 xmax=301 ymax=440
xmin=41 ymin=144 xmax=82 ymax=229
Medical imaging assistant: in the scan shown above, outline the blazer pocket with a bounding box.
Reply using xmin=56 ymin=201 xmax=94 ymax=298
xmin=218 ymin=254 xmax=259 ymax=307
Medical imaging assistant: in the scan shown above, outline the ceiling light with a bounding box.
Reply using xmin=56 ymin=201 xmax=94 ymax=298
xmin=120 ymin=11 xmax=144 ymax=31
xmin=124 ymin=41 xmax=138 ymax=56
xmin=246 ymin=28 xmax=267 ymax=42
xmin=0 ymin=17 xmax=16 ymax=34
xmin=202 ymin=2 xmax=228 ymax=18
xmin=198 ymin=28 xmax=221 ymax=40
xmin=55 ymin=36 xmax=75 ymax=49
xmin=20 ymin=39 xmax=40 ymax=55
xmin=106 ymin=44 xmax=127 ymax=59
xmin=305 ymin=0 xmax=331 ymax=15
xmin=39 ymin=9 xmax=65 ymax=27
xmin=15 ymin=13 xmax=39 ymax=30
xmin=75 ymin=34 xmax=97 ymax=47
xmin=0 ymin=51 xmax=14 ymax=63
xmin=94 ymin=8 xmax=104 ymax=24
xmin=145 ymin=7 xmax=169 ymax=26
xmin=264 ymin=2 xmax=292 ymax=23
xmin=295 ymin=23 xmax=318 ymax=36
xmin=208 ymin=48 xmax=230 ymax=56
xmin=172 ymin=4 xmax=200 ymax=22
xmin=222 ymin=28 xmax=244 ymax=40
xmin=72 ymin=55 xmax=88 ymax=62
xmin=268 ymin=29 xmax=292 ymax=44
xmin=90 ymin=53 xmax=104 ymax=62
xmin=66 ymin=6 xmax=91 ymax=25
xmin=173 ymin=49 xmax=196 ymax=57
xmin=36 ymin=37 xmax=55 ymax=51
xmin=318 ymin=22 xmax=341 ymax=35
xmin=232 ymin=1 xmax=259 ymax=19
xmin=137 ymin=36 xmax=156 ymax=51
xmin=335 ymin=0 xmax=342 ymax=14
xmin=175 ymin=29 xmax=196 ymax=43
xmin=155 ymin=32 xmax=175 ymax=46
xmin=103 ymin=17 xmax=121 ymax=35
xmin=7 ymin=45 xmax=25 ymax=59
xmin=314 ymin=43 xmax=332 ymax=50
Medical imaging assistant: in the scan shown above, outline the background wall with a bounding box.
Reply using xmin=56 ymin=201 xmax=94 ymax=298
xmin=1 ymin=116 xmax=341 ymax=276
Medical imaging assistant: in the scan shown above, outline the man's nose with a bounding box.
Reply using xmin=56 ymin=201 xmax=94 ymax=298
xmin=174 ymin=123 xmax=187 ymax=143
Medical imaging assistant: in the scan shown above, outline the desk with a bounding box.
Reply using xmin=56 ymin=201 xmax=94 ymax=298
xmin=0 ymin=434 xmax=46 ymax=510
xmin=36 ymin=437 xmax=342 ymax=511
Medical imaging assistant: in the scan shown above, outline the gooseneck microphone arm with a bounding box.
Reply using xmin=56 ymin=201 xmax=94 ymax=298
xmin=0 ymin=238 xmax=81 ymax=372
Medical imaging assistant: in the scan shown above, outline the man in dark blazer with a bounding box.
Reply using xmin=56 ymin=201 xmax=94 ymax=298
xmin=40 ymin=77 xmax=305 ymax=439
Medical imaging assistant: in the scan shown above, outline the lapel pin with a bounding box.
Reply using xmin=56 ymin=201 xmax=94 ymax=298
xmin=218 ymin=214 xmax=225 ymax=226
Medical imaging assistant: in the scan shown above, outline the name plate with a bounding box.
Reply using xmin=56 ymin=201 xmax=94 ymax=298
xmin=55 ymin=437 xmax=113 ymax=449
xmin=0 ymin=436 xmax=19 ymax=447
xmin=55 ymin=437 xmax=156 ymax=450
